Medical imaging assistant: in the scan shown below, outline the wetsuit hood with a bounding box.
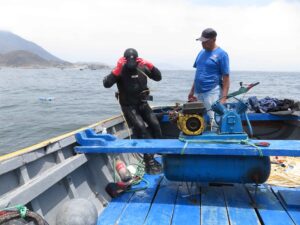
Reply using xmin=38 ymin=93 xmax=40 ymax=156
xmin=124 ymin=48 xmax=138 ymax=70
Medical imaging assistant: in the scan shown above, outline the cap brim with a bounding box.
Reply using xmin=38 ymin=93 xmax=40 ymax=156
xmin=196 ymin=37 xmax=210 ymax=42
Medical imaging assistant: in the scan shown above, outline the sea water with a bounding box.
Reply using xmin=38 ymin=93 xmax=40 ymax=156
xmin=0 ymin=68 xmax=299 ymax=155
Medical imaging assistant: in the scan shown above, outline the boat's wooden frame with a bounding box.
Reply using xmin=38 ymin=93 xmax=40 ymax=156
xmin=0 ymin=114 xmax=137 ymax=224
xmin=0 ymin=108 xmax=300 ymax=224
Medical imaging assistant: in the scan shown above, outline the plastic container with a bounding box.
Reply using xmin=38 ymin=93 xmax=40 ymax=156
xmin=115 ymin=159 xmax=132 ymax=182
xmin=102 ymin=127 xmax=107 ymax=134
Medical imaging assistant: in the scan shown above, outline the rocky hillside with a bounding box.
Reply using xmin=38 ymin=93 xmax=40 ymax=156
xmin=0 ymin=50 xmax=71 ymax=68
xmin=0 ymin=31 xmax=70 ymax=67
xmin=0 ymin=31 xmax=111 ymax=69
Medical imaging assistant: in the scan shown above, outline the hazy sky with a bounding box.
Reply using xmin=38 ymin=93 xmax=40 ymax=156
xmin=1 ymin=0 xmax=300 ymax=71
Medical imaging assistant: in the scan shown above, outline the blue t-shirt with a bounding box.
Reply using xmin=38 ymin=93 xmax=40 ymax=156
xmin=193 ymin=47 xmax=229 ymax=93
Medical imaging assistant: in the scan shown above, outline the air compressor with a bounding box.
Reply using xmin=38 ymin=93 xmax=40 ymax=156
xmin=163 ymin=82 xmax=271 ymax=184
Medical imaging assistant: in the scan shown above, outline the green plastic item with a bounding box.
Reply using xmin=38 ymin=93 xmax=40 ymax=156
xmin=226 ymin=82 xmax=260 ymax=99
xmin=2 ymin=204 xmax=28 ymax=218
xmin=16 ymin=205 xmax=28 ymax=218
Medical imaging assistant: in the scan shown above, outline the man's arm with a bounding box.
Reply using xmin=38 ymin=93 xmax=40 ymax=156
xmin=219 ymin=51 xmax=230 ymax=104
xmin=103 ymin=57 xmax=126 ymax=88
xmin=220 ymin=75 xmax=230 ymax=104
xmin=137 ymin=58 xmax=161 ymax=81
xmin=146 ymin=66 xmax=162 ymax=81
xmin=188 ymin=82 xmax=195 ymax=98
xmin=187 ymin=82 xmax=198 ymax=102
xmin=103 ymin=73 xmax=118 ymax=88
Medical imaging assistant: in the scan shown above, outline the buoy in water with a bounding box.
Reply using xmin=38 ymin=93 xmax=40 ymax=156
xmin=39 ymin=97 xmax=55 ymax=101
xmin=56 ymin=198 xmax=97 ymax=225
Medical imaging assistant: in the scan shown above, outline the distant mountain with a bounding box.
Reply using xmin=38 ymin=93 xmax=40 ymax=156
xmin=0 ymin=31 xmax=72 ymax=67
xmin=0 ymin=50 xmax=72 ymax=67
xmin=0 ymin=31 xmax=64 ymax=62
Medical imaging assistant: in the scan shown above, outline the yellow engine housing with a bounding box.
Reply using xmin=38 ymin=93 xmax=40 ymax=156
xmin=177 ymin=114 xmax=205 ymax=135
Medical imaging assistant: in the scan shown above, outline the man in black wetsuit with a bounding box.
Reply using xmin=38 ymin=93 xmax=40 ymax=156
xmin=103 ymin=48 xmax=162 ymax=174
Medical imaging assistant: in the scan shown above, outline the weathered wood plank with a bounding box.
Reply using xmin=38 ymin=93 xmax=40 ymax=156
xmin=0 ymin=156 xmax=23 ymax=176
xmin=201 ymin=186 xmax=229 ymax=225
xmin=0 ymin=154 xmax=88 ymax=207
xmin=116 ymin=174 xmax=163 ymax=225
xmin=224 ymin=185 xmax=260 ymax=225
xmin=97 ymin=174 xmax=163 ymax=225
xmin=144 ymin=178 xmax=179 ymax=225
xmin=272 ymin=186 xmax=300 ymax=225
xmin=97 ymin=192 xmax=134 ymax=225
xmin=171 ymin=183 xmax=200 ymax=225
xmin=246 ymin=185 xmax=294 ymax=225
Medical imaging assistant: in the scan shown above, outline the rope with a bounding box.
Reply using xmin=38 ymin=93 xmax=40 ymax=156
xmin=126 ymin=177 xmax=150 ymax=193
xmin=126 ymin=161 xmax=150 ymax=192
xmin=112 ymin=158 xmax=150 ymax=193
xmin=0 ymin=205 xmax=49 ymax=225
xmin=1 ymin=205 xmax=27 ymax=218
xmin=129 ymin=162 xmax=145 ymax=181
xmin=244 ymin=112 xmax=254 ymax=137
xmin=181 ymin=141 xmax=188 ymax=155
xmin=240 ymin=140 xmax=264 ymax=157
xmin=178 ymin=135 xmax=263 ymax=157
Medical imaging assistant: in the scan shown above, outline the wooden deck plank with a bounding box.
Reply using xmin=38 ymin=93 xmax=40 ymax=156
xmin=223 ymin=185 xmax=260 ymax=225
xmin=246 ymin=185 xmax=294 ymax=225
xmin=272 ymin=186 xmax=300 ymax=225
xmin=97 ymin=192 xmax=134 ymax=225
xmin=171 ymin=183 xmax=200 ymax=225
xmin=143 ymin=178 xmax=179 ymax=225
xmin=116 ymin=174 xmax=163 ymax=225
xmin=97 ymin=174 xmax=162 ymax=225
xmin=201 ymin=186 xmax=229 ymax=225
xmin=99 ymin=175 xmax=300 ymax=225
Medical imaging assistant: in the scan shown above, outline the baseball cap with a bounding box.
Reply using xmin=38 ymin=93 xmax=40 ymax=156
xmin=196 ymin=28 xmax=217 ymax=42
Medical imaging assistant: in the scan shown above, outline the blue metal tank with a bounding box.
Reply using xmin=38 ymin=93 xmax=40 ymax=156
xmin=163 ymin=155 xmax=271 ymax=183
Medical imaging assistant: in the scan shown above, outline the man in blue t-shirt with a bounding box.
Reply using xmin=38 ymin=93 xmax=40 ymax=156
xmin=188 ymin=28 xmax=230 ymax=129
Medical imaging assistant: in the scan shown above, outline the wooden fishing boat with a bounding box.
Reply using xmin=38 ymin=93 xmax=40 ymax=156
xmin=1 ymin=94 xmax=300 ymax=224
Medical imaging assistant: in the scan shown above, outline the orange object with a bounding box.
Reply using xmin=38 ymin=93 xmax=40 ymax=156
xmin=115 ymin=160 xmax=132 ymax=182
xmin=254 ymin=142 xmax=270 ymax=147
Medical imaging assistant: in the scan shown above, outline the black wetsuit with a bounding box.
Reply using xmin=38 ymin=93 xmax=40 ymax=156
xmin=103 ymin=65 xmax=162 ymax=139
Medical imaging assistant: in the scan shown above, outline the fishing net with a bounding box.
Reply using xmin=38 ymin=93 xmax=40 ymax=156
xmin=267 ymin=156 xmax=300 ymax=187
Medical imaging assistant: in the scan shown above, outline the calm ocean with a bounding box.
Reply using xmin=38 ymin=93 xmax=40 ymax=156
xmin=0 ymin=68 xmax=299 ymax=155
